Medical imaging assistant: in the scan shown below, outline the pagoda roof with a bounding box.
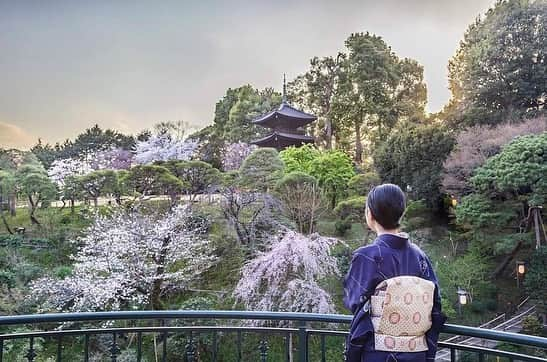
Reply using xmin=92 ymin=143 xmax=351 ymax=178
xmin=253 ymin=102 xmax=317 ymax=129
xmin=251 ymin=131 xmax=314 ymax=149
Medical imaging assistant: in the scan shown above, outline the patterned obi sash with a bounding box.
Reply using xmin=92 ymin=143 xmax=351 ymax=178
xmin=370 ymin=276 xmax=434 ymax=352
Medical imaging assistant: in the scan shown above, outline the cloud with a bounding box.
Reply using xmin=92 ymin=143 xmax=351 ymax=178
xmin=0 ymin=121 xmax=36 ymax=150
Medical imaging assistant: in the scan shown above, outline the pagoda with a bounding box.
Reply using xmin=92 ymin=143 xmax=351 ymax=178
xmin=251 ymin=75 xmax=316 ymax=150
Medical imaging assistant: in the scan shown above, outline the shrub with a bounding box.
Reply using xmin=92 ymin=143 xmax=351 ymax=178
xmin=373 ymin=123 xmax=454 ymax=209
xmin=335 ymin=218 xmax=353 ymax=236
xmin=334 ymin=196 xmax=366 ymax=222
xmin=275 ymin=172 xmax=324 ymax=234
xmin=348 ymin=172 xmax=381 ymax=196
xmin=239 ymin=148 xmax=284 ymax=192
xmin=442 ymin=118 xmax=547 ymax=198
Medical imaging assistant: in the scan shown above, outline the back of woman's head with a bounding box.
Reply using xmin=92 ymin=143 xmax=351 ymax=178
xmin=366 ymin=183 xmax=406 ymax=230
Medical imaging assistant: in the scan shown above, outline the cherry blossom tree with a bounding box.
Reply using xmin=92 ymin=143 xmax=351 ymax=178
xmin=89 ymin=147 xmax=133 ymax=170
xmin=222 ymin=142 xmax=257 ymax=171
xmin=48 ymin=158 xmax=92 ymax=188
xmin=29 ymin=204 xmax=216 ymax=311
xmin=134 ymin=133 xmax=197 ymax=165
xmin=233 ymin=230 xmax=339 ymax=315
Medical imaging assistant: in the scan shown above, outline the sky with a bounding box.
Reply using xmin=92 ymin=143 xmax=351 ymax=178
xmin=0 ymin=0 xmax=495 ymax=149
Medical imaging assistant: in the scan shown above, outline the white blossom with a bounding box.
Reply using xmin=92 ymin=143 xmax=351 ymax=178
xmin=233 ymin=230 xmax=339 ymax=316
xmin=134 ymin=133 xmax=197 ymax=165
xmin=29 ymin=205 xmax=216 ymax=312
xmin=48 ymin=158 xmax=93 ymax=187
xmin=222 ymin=142 xmax=257 ymax=171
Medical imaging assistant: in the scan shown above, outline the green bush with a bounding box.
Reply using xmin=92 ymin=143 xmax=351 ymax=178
xmin=373 ymin=123 xmax=454 ymax=209
xmin=334 ymin=196 xmax=366 ymax=222
xmin=335 ymin=218 xmax=353 ymax=236
xmin=239 ymin=148 xmax=284 ymax=191
xmin=54 ymin=265 xmax=73 ymax=279
xmin=0 ymin=270 xmax=16 ymax=289
xmin=348 ymin=172 xmax=380 ymax=196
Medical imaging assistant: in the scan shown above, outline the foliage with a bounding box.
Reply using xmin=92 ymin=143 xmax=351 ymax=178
xmin=163 ymin=160 xmax=221 ymax=200
xmin=348 ymin=172 xmax=380 ymax=196
xmin=288 ymin=55 xmax=346 ymax=149
xmin=442 ymin=118 xmax=547 ymax=198
xmin=455 ymin=134 xmax=547 ymax=254
xmin=290 ymin=32 xmax=427 ymax=162
xmin=124 ymin=165 xmax=185 ymax=203
xmin=0 ymin=170 xmax=16 ymax=232
xmin=339 ymin=33 xmax=427 ymax=162
xmin=279 ymin=144 xmax=320 ymax=174
xmin=239 ymin=148 xmax=284 ymax=192
xmin=334 ymin=196 xmax=366 ymax=222
xmin=309 ymin=150 xmax=355 ymax=209
xmin=16 ymin=163 xmax=57 ymax=225
xmin=76 ymin=170 xmax=119 ymax=207
xmin=373 ymin=123 xmax=455 ymax=208
xmin=524 ymin=246 xmax=547 ymax=317
xmin=31 ymin=125 xmax=135 ymax=168
xmin=436 ymin=248 xmax=492 ymax=306
xmin=471 ymin=133 xmax=547 ymax=206
xmin=210 ymin=85 xmax=282 ymax=144
xmin=233 ymin=230 xmax=339 ymax=317
xmin=334 ymin=218 xmax=353 ymax=236
xmin=521 ymin=315 xmax=544 ymax=337
xmin=29 ymin=205 xmax=216 ymax=311
xmin=275 ymin=172 xmax=324 ymax=234
xmin=446 ymin=0 xmax=547 ymax=126
xmin=222 ymin=142 xmax=257 ymax=172
xmin=188 ymin=125 xmax=224 ymax=169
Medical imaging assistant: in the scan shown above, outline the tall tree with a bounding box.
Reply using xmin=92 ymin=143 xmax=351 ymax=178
xmin=0 ymin=171 xmax=15 ymax=233
xmin=16 ymin=164 xmax=57 ymax=225
xmin=211 ymin=85 xmax=282 ymax=144
xmin=288 ymin=54 xmax=346 ymax=149
xmin=446 ymin=0 xmax=547 ymax=126
xmin=373 ymin=123 xmax=455 ymax=208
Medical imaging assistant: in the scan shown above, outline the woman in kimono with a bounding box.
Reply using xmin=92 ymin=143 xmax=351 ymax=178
xmin=343 ymin=184 xmax=446 ymax=362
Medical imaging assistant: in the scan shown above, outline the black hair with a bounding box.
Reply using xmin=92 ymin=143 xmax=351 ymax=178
xmin=366 ymin=183 xmax=406 ymax=230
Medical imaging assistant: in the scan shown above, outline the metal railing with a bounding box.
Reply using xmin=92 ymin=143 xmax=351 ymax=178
xmin=0 ymin=310 xmax=545 ymax=362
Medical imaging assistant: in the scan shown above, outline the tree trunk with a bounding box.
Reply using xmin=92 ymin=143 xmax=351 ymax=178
xmin=325 ymin=118 xmax=333 ymax=150
xmin=354 ymin=120 xmax=363 ymax=164
xmin=28 ymin=195 xmax=40 ymax=225
xmin=70 ymin=199 xmax=75 ymax=214
xmin=150 ymin=236 xmax=171 ymax=310
xmin=9 ymin=195 xmax=16 ymax=216
xmin=93 ymin=197 xmax=99 ymax=208
xmin=60 ymin=199 xmax=66 ymax=211
xmin=1 ymin=211 xmax=13 ymax=234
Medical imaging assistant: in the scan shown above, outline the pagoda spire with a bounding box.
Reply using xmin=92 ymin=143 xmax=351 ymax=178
xmin=282 ymin=73 xmax=287 ymax=103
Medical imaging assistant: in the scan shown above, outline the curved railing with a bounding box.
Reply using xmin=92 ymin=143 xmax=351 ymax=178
xmin=0 ymin=310 xmax=545 ymax=361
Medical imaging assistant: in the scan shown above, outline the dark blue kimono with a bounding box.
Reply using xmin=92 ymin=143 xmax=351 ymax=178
xmin=343 ymin=233 xmax=446 ymax=362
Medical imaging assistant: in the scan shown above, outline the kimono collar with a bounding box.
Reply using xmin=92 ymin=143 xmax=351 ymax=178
xmin=376 ymin=232 xmax=409 ymax=249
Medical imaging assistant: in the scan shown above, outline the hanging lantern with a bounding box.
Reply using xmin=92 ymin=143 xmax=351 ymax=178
xmin=457 ymin=288 xmax=468 ymax=305
xmin=516 ymin=261 xmax=526 ymax=276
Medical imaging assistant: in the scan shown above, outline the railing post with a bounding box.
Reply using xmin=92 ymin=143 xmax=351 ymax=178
xmin=259 ymin=334 xmax=268 ymax=362
xmin=110 ymin=333 xmax=120 ymax=362
xmin=25 ymin=337 xmax=36 ymax=362
xmin=298 ymin=320 xmax=308 ymax=362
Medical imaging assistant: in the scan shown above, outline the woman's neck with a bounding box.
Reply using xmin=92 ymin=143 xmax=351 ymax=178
xmin=375 ymin=228 xmax=401 ymax=237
